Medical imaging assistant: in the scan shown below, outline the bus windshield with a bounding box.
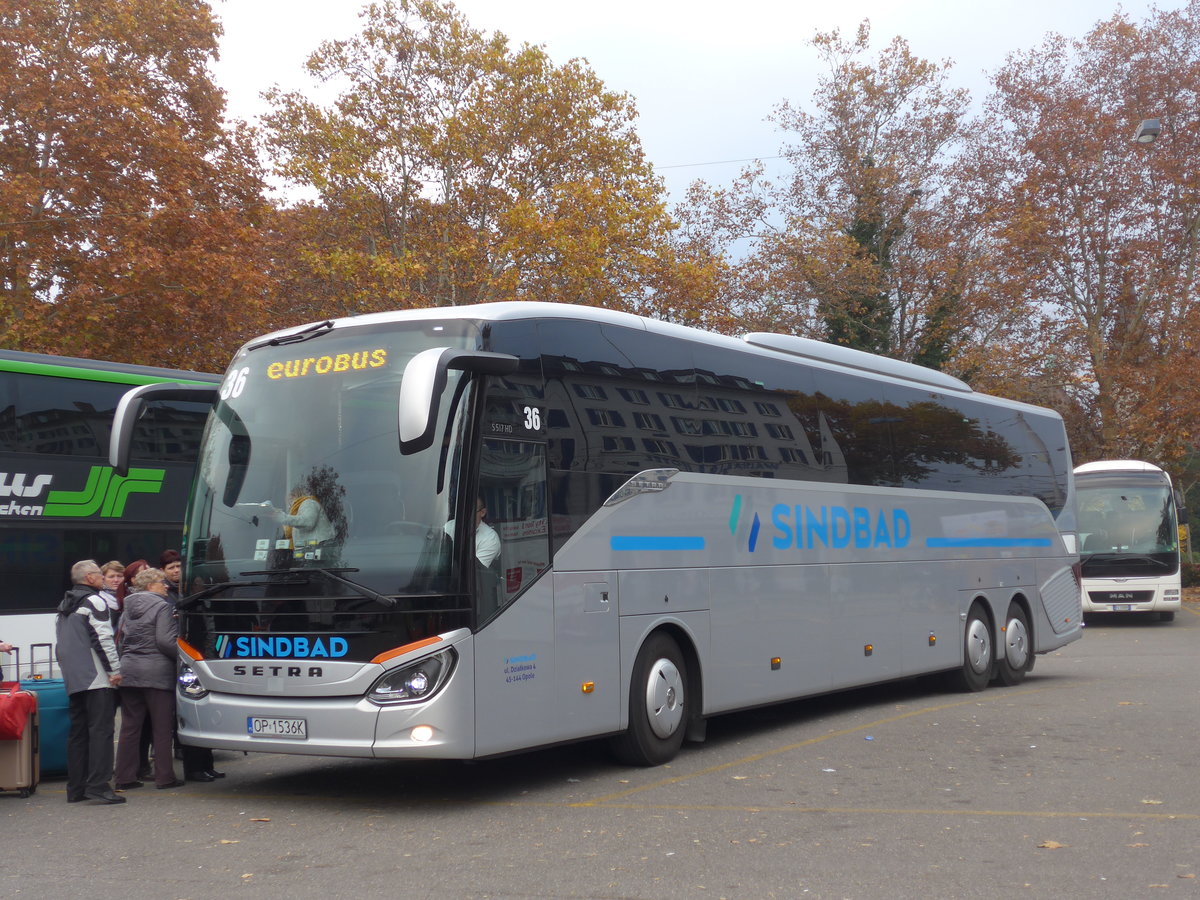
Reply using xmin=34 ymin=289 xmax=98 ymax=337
xmin=1076 ymin=473 xmax=1178 ymax=576
xmin=187 ymin=322 xmax=481 ymax=603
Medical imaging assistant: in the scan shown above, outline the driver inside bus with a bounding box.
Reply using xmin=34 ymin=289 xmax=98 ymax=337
xmin=444 ymin=497 xmax=501 ymax=567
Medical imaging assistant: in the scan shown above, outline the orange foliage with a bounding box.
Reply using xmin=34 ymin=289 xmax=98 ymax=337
xmin=972 ymin=4 xmax=1200 ymax=466
xmin=0 ymin=0 xmax=274 ymax=370
xmin=262 ymin=0 xmax=717 ymax=325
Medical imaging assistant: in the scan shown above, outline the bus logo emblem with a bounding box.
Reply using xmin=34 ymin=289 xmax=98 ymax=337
xmin=0 ymin=472 xmax=53 ymax=498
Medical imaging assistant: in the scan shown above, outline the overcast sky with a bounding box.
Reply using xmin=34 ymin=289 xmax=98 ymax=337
xmin=211 ymin=0 xmax=1177 ymax=200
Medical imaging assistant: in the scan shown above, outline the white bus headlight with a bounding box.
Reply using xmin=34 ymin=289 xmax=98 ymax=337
xmin=177 ymin=664 xmax=209 ymax=700
xmin=369 ymin=649 xmax=455 ymax=705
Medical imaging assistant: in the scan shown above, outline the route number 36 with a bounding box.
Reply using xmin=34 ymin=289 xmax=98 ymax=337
xmin=220 ymin=367 xmax=250 ymax=400
xmin=523 ymin=406 xmax=542 ymax=431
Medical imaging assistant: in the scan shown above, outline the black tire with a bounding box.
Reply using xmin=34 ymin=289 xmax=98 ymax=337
xmin=994 ymin=601 xmax=1031 ymax=686
xmin=947 ymin=601 xmax=992 ymax=692
xmin=1159 ymin=610 xmax=1176 ymax=623
xmin=610 ymin=633 xmax=688 ymax=766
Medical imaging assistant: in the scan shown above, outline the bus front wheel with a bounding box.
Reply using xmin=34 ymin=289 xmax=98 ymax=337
xmin=994 ymin=601 xmax=1030 ymax=686
xmin=947 ymin=602 xmax=992 ymax=692
xmin=611 ymin=633 xmax=687 ymax=766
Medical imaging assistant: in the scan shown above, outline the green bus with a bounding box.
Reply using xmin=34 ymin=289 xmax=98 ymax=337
xmin=0 ymin=349 xmax=218 ymax=663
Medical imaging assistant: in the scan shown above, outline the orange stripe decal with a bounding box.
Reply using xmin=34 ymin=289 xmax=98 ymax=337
xmin=371 ymin=636 xmax=443 ymax=665
xmin=178 ymin=638 xmax=203 ymax=661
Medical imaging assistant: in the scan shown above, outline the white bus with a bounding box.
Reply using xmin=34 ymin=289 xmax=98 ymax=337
xmin=111 ymin=303 xmax=1083 ymax=765
xmin=1074 ymin=460 xmax=1186 ymax=622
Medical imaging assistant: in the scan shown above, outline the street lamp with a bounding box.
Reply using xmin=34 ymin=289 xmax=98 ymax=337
xmin=1133 ymin=118 xmax=1162 ymax=143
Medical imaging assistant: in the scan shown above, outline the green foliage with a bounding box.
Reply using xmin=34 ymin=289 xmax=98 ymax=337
xmin=1181 ymin=562 xmax=1200 ymax=589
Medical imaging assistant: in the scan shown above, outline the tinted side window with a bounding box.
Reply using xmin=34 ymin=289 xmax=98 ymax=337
xmin=0 ymin=371 xmax=210 ymax=461
xmin=809 ymin=369 xmax=895 ymax=487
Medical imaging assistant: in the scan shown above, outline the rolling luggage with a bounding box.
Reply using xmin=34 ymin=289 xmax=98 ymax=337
xmin=0 ymin=682 xmax=39 ymax=797
xmin=19 ymin=645 xmax=69 ymax=777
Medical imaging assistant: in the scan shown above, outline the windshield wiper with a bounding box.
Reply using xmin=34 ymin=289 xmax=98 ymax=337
xmin=246 ymin=320 xmax=334 ymax=352
xmin=239 ymin=567 xmax=397 ymax=609
xmin=177 ymin=578 xmax=272 ymax=610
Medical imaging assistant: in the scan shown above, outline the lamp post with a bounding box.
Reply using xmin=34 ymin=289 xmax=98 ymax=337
xmin=1133 ymin=118 xmax=1162 ymax=143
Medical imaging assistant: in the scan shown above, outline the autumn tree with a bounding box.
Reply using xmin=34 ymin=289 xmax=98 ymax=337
xmin=261 ymin=0 xmax=713 ymax=322
xmin=678 ymin=23 xmax=972 ymax=361
xmin=0 ymin=0 xmax=274 ymax=369
xmin=969 ymin=3 xmax=1200 ymax=466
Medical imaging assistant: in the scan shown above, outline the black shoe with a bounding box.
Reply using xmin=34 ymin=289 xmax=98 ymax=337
xmin=85 ymin=791 xmax=127 ymax=804
xmin=186 ymin=770 xmax=216 ymax=782
xmin=203 ymin=769 xmax=226 ymax=779
xmin=157 ymin=779 xmax=185 ymax=790
xmin=67 ymin=794 xmax=86 ymax=803
xmin=115 ymin=781 xmax=144 ymax=791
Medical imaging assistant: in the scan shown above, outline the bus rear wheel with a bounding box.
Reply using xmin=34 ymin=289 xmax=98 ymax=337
xmin=994 ymin=601 xmax=1031 ymax=686
xmin=611 ymin=633 xmax=687 ymax=766
xmin=947 ymin=602 xmax=992 ymax=692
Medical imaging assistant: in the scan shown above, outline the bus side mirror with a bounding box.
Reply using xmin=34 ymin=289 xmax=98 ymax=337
xmin=398 ymin=348 xmax=518 ymax=455
xmin=1175 ymin=489 xmax=1188 ymax=525
xmin=109 ymin=382 xmax=220 ymax=476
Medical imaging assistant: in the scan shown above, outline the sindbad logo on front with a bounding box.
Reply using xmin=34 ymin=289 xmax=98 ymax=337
xmin=215 ymin=634 xmax=350 ymax=659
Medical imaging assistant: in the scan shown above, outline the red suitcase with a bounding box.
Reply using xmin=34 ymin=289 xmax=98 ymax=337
xmin=0 ymin=683 xmax=39 ymax=797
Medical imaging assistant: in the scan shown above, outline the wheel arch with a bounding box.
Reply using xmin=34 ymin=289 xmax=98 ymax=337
xmin=618 ymin=616 xmax=706 ymax=730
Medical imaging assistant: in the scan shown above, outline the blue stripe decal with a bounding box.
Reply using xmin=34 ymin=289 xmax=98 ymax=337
xmin=611 ymin=536 xmax=706 ymax=551
xmin=925 ymin=537 xmax=1053 ymax=548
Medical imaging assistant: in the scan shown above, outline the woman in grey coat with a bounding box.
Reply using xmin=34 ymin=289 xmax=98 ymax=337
xmin=113 ymin=568 xmax=183 ymax=790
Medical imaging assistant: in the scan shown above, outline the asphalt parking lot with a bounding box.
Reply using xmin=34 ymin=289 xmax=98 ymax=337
xmin=4 ymin=603 xmax=1198 ymax=899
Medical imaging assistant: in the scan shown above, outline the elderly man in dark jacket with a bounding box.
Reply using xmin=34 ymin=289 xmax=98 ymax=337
xmin=113 ymin=567 xmax=184 ymax=790
xmin=55 ymin=559 xmax=124 ymax=804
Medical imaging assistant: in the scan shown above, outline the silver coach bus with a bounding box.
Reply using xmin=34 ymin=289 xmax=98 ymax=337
xmin=111 ymin=303 xmax=1083 ymax=766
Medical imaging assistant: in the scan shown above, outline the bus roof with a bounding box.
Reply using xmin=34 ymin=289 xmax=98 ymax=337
xmin=0 ymin=349 xmax=218 ymax=387
xmin=1074 ymin=460 xmax=1168 ymax=476
xmin=240 ymin=302 xmax=1069 ymax=420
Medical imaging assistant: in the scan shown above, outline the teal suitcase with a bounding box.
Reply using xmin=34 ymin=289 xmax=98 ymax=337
xmin=19 ymin=645 xmax=69 ymax=777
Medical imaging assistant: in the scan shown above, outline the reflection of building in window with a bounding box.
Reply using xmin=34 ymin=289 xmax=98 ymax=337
xmin=586 ymin=409 xmax=624 ymax=428
xmin=573 ymin=384 xmax=607 ymax=400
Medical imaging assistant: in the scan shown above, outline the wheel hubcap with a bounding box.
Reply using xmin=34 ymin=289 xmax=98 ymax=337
xmin=966 ymin=618 xmax=992 ymax=674
xmin=1005 ymin=616 xmax=1029 ymax=669
xmin=645 ymin=658 xmax=684 ymax=739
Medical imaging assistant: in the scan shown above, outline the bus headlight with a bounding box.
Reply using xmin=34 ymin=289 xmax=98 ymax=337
xmin=369 ymin=649 xmax=456 ymax=705
xmin=177 ymin=664 xmax=209 ymax=700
